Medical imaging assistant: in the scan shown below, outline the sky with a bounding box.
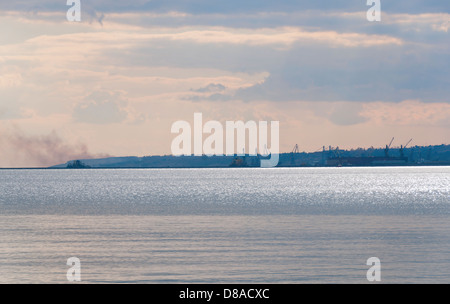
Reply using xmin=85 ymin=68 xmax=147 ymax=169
xmin=0 ymin=0 xmax=449 ymax=167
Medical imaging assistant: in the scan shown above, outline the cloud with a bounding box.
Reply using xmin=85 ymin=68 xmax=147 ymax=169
xmin=0 ymin=6 xmax=447 ymax=109
xmin=73 ymin=91 xmax=128 ymax=124
xmin=185 ymin=93 xmax=233 ymax=102
xmin=2 ymin=0 xmax=448 ymax=15
xmin=185 ymin=83 xmax=235 ymax=102
xmin=193 ymin=83 xmax=226 ymax=93
xmin=330 ymin=107 xmax=368 ymax=126
xmin=361 ymin=100 xmax=450 ymax=127
xmin=0 ymin=73 xmax=22 ymax=88
xmin=0 ymin=106 xmax=23 ymax=120
xmin=232 ymin=41 xmax=450 ymax=103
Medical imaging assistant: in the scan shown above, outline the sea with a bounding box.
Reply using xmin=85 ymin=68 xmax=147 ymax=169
xmin=0 ymin=166 xmax=449 ymax=284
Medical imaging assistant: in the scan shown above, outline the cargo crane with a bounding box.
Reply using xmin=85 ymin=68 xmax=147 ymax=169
xmin=326 ymin=138 xmax=410 ymax=167
xmin=400 ymin=138 xmax=413 ymax=158
xmin=332 ymin=146 xmax=342 ymax=166
xmin=334 ymin=146 xmax=342 ymax=158
xmin=384 ymin=137 xmax=394 ymax=157
xmin=290 ymin=144 xmax=300 ymax=165
xmin=321 ymin=146 xmax=327 ymax=165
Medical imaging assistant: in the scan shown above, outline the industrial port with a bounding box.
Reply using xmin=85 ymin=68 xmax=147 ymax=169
xmin=57 ymin=138 xmax=450 ymax=169
xmin=239 ymin=138 xmax=450 ymax=167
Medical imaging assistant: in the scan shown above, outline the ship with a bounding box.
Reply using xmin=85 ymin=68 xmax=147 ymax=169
xmin=326 ymin=137 xmax=411 ymax=167
xmin=326 ymin=156 xmax=408 ymax=167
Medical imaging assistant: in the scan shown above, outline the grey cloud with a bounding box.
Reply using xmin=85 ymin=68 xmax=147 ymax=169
xmin=3 ymin=1 xmax=448 ymax=106
xmin=73 ymin=91 xmax=128 ymax=124
xmin=233 ymin=43 xmax=450 ymax=103
xmin=101 ymin=39 xmax=284 ymax=73
xmin=4 ymin=1 xmax=448 ymax=47
xmin=104 ymin=35 xmax=449 ymax=104
xmin=193 ymin=83 xmax=226 ymax=93
xmin=0 ymin=106 xmax=21 ymax=120
xmin=2 ymin=0 xmax=447 ymax=14
xmin=328 ymin=104 xmax=369 ymax=126
xmin=206 ymin=93 xmax=233 ymax=102
xmin=187 ymin=83 xmax=232 ymax=102
xmin=307 ymin=102 xmax=369 ymax=126
xmin=184 ymin=93 xmax=232 ymax=102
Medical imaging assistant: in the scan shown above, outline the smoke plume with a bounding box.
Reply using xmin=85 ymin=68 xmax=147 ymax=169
xmin=0 ymin=128 xmax=110 ymax=168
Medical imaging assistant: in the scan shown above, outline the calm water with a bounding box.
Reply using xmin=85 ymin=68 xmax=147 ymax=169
xmin=0 ymin=167 xmax=449 ymax=283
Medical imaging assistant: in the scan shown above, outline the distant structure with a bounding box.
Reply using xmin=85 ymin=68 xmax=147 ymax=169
xmin=327 ymin=138 xmax=409 ymax=167
xmin=400 ymin=139 xmax=413 ymax=158
xmin=384 ymin=137 xmax=395 ymax=157
xmin=66 ymin=160 xmax=91 ymax=169
xmin=290 ymin=144 xmax=300 ymax=166
xmin=52 ymin=143 xmax=450 ymax=169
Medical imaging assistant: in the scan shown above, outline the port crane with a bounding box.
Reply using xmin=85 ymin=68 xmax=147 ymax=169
xmin=290 ymin=144 xmax=300 ymax=165
xmin=400 ymin=138 xmax=413 ymax=158
xmin=384 ymin=137 xmax=394 ymax=157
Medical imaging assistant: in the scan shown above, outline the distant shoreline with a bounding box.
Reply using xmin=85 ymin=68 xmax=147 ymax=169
xmin=1 ymin=164 xmax=450 ymax=170
xmin=2 ymin=143 xmax=449 ymax=169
